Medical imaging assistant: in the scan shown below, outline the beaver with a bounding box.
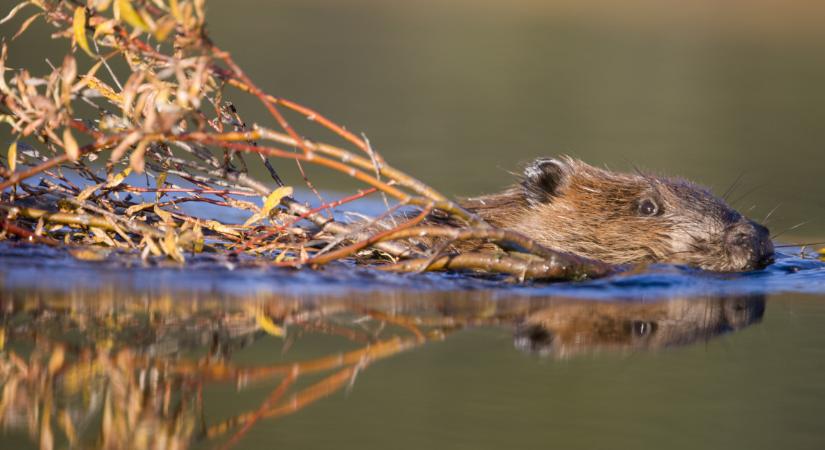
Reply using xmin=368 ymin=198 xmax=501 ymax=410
xmin=460 ymin=156 xmax=774 ymax=272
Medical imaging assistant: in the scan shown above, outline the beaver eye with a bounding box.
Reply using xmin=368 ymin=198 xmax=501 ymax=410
xmin=638 ymin=199 xmax=660 ymax=216
xmin=631 ymin=321 xmax=656 ymax=338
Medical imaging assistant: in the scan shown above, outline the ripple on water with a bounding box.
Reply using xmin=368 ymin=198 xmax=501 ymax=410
xmin=1 ymin=242 xmax=825 ymax=299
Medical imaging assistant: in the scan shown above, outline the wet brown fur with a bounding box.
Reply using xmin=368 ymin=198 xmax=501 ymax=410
xmin=460 ymin=156 xmax=773 ymax=271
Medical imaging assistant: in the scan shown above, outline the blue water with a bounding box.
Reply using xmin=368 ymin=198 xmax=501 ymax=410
xmin=2 ymin=240 xmax=823 ymax=300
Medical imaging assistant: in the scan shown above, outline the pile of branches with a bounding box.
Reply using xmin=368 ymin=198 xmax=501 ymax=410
xmin=0 ymin=0 xmax=611 ymax=281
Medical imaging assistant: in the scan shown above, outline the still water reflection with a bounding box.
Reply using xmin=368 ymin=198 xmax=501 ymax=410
xmin=0 ymin=290 xmax=778 ymax=449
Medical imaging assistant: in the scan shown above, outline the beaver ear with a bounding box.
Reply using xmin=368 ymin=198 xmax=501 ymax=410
xmin=522 ymin=158 xmax=568 ymax=205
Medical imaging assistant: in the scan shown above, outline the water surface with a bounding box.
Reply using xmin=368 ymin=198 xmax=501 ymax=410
xmin=2 ymin=242 xmax=825 ymax=450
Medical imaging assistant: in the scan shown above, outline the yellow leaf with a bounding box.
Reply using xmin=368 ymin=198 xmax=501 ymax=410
xmin=262 ymin=186 xmax=293 ymax=216
xmin=76 ymin=184 xmax=99 ymax=202
xmin=63 ymin=127 xmax=80 ymax=161
xmin=242 ymin=213 xmax=263 ymax=227
xmin=153 ymin=15 xmax=176 ymax=41
xmin=40 ymin=398 xmax=54 ymax=450
xmin=93 ymin=19 xmax=116 ymax=40
xmin=59 ymin=410 xmax=78 ymax=445
xmin=90 ymin=227 xmax=116 ymax=246
xmin=169 ymin=0 xmax=182 ymax=22
xmin=155 ymin=171 xmax=167 ymax=202
xmin=256 ymin=312 xmax=285 ymax=337
xmin=48 ymin=345 xmax=66 ymax=375
xmin=163 ymin=229 xmax=185 ymax=263
xmin=154 ymin=205 xmax=174 ymax=224
xmin=7 ymin=141 xmax=16 ymax=172
xmin=125 ymin=202 xmax=153 ymax=215
xmin=0 ymin=327 xmax=4 ymax=351
xmin=69 ymin=248 xmax=109 ymax=261
xmin=105 ymin=166 xmax=132 ymax=188
xmin=243 ymin=186 xmax=292 ymax=227
xmin=73 ymin=7 xmax=95 ymax=57
xmin=91 ymin=0 xmax=113 ymax=12
xmin=201 ymin=220 xmax=241 ymax=237
xmin=115 ymin=0 xmax=149 ymax=31
xmin=72 ymin=60 xmax=103 ymax=95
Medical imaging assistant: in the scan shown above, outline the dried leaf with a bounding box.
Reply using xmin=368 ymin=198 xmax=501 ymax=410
xmin=60 ymin=55 xmax=77 ymax=107
xmin=109 ymin=131 xmax=140 ymax=161
xmin=72 ymin=59 xmax=104 ymax=93
xmin=142 ymin=235 xmax=163 ymax=256
xmin=73 ymin=7 xmax=95 ymax=57
xmin=63 ymin=127 xmax=80 ymax=161
xmin=7 ymin=141 xmax=16 ymax=172
xmin=115 ymin=0 xmax=149 ymax=32
xmin=0 ymin=43 xmax=9 ymax=94
xmin=0 ymin=2 xmax=31 ymax=25
xmin=128 ymin=139 xmax=148 ymax=172
xmin=90 ymin=227 xmax=116 ymax=246
xmin=194 ymin=0 xmax=206 ymax=22
xmin=12 ymin=12 xmax=42 ymax=40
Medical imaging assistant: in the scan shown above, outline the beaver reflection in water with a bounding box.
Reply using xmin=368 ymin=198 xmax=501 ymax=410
xmin=462 ymin=156 xmax=774 ymax=271
xmin=513 ymin=295 xmax=766 ymax=357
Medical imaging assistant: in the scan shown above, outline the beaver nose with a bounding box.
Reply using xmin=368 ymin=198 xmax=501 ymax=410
xmin=726 ymin=220 xmax=774 ymax=269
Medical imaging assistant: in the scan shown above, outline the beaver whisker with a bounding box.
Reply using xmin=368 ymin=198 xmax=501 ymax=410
xmin=722 ymin=172 xmax=746 ymax=201
xmin=762 ymin=204 xmax=781 ymax=224
xmin=729 ymin=182 xmax=769 ymax=207
xmin=771 ymin=221 xmax=809 ymax=240
xmin=774 ymin=241 xmax=825 ymax=248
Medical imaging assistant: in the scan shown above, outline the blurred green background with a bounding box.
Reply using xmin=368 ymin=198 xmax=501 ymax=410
xmin=3 ymin=0 xmax=825 ymax=240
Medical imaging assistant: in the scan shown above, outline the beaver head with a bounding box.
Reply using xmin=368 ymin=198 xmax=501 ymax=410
xmin=464 ymin=156 xmax=774 ymax=271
